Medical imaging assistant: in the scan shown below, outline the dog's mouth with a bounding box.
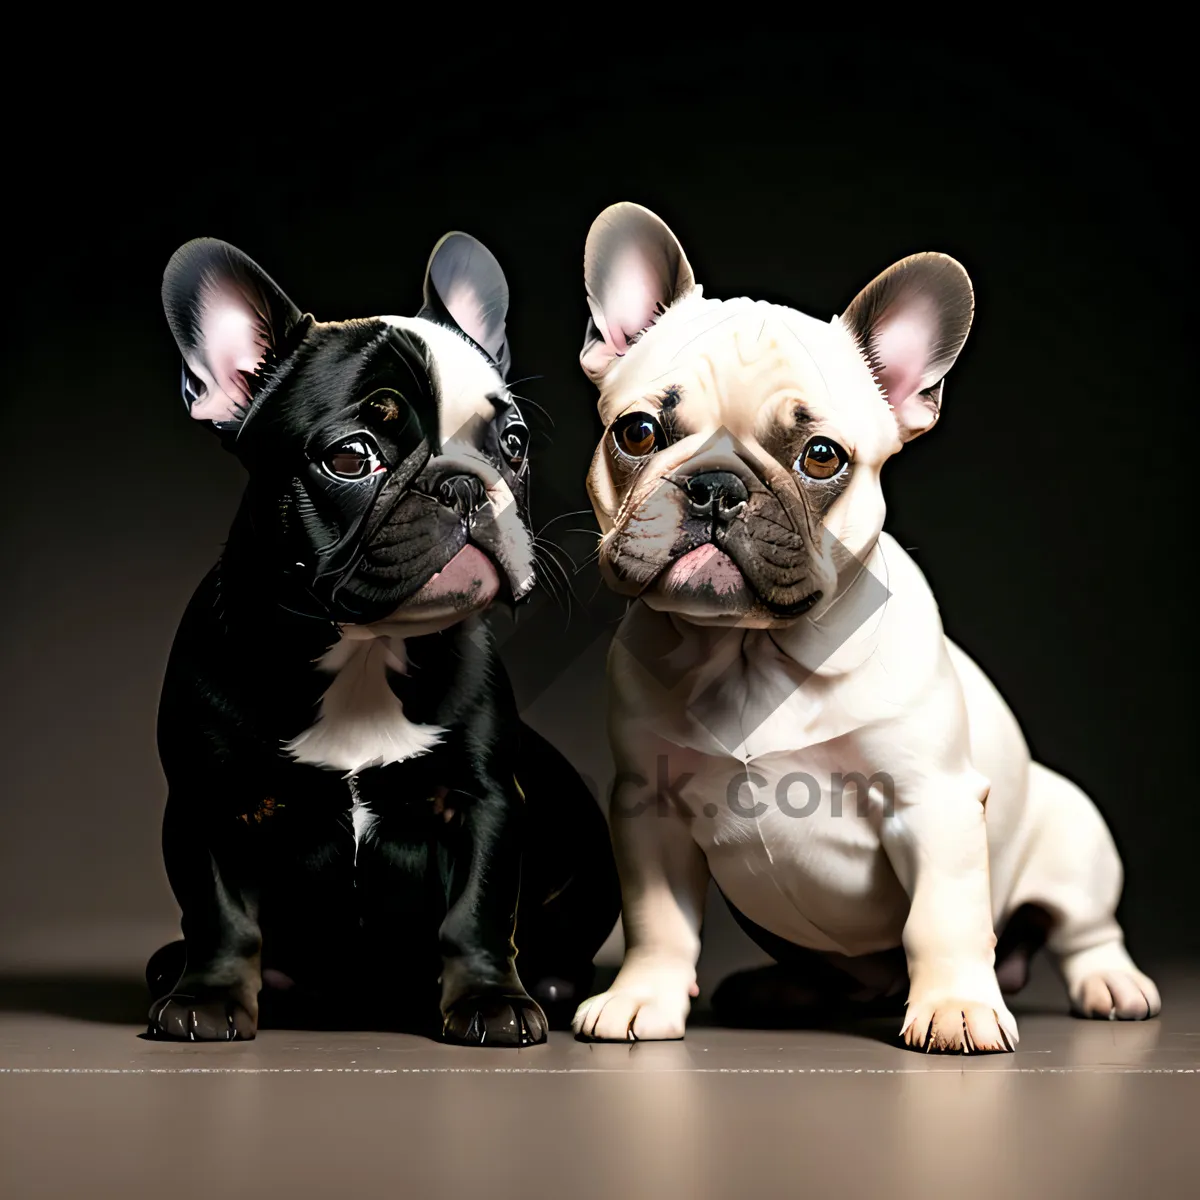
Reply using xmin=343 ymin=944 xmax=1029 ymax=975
xmin=325 ymin=477 xmax=537 ymax=627
xmin=328 ymin=542 xmax=510 ymax=637
xmin=400 ymin=543 xmax=501 ymax=613
xmin=661 ymin=544 xmax=747 ymax=598
xmin=647 ymin=542 xmax=823 ymax=622
xmin=354 ymin=538 xmax=522 ymax=635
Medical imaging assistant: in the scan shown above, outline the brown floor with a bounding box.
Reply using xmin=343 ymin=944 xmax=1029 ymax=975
xmin=1 ymin=961 xmax=1197 ymax=1200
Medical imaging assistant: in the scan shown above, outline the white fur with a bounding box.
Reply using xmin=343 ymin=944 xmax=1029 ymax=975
xmin=346 ymin=775 xmax=378 ymax=861
xmin=578 ymin=533 xmax=1161 ymax=1051
xmin=378 ymin=315 xmax=537 ymax=595
xmin=572 ymin=223 xmax=1160 ymax=1051
xmin=284 ymin=631 xmax=445 ymax=776
xmin=350 ymin=800 xmax=378 ymax=844
xmin=379 ymin=315 xmax=506 ymax=446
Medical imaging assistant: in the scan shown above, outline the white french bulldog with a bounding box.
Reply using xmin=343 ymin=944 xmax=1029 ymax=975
xmin=570 ymin=203 xmax=1160 ymax=1052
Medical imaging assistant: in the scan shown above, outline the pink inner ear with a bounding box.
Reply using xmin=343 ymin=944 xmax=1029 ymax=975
xmin=871 ymin=299 xmax=940 ymax=408
xmin=187 ymin=285 xmax=268 ymax=423
xmin=595 ymin=245 xmax=669 ymax=356
xmin=440 ymin=279 xmax=492 ymax=354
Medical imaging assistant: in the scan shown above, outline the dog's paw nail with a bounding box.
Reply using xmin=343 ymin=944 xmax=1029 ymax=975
xmin=1071 ymin=969 xmax=1161 ymax=1021
xmin=147 ymin=994 xmax=257 ymax=1042
xmin=442 ymin=993 xmax=548 ymax=1048
xmin=902 ymin=1000 xmax=1015 ymax=1054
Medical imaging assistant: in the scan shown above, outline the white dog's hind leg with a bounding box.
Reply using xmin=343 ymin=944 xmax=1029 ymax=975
xmin=1013 ymin=764 xmax=1160 ymax=1020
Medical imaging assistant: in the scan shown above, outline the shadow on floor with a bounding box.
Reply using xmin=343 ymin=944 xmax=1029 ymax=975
xmin=690 ymin=1006 xmax=908 ymax=1047
xmin=0 ymin=973 xmax=441 ymax=1036
xmin=0 ymin=974 xmax=150 ymax=1025
xmin=0 ymin=970 xmax=907 ymax=1045
xmin=0 ymin=965 xmax=1080 ymax=1046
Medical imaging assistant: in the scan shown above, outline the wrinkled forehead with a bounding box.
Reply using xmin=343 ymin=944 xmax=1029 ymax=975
xmin=599 ymin=297 xmax=897 ymax=453
xmin=242 ymin=318 xmax=437 ymax=452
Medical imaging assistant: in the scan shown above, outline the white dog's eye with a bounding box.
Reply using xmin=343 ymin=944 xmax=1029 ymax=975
xmin=796 ymin=438 xmax=847 ymax=481
xmin=322 ymin=436 xmax=384 ymax=481
xmin=612 ymin=412 xmax=665 ymax=459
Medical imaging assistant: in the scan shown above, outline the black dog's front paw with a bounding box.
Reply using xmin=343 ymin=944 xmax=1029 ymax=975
xmin=442 ymin=992 xmax=548 ymax=1047
xmin=147 ymin=993 xmax=257 ymax=1042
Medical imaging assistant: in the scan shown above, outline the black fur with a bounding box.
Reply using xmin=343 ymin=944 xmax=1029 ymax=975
xmin=146 ymin=238 xmax=619 ymax=1045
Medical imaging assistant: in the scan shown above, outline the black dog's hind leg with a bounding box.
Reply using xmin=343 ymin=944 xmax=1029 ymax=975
xmin=147 ymin=791 xmax=262 ymax=1041
xmin=437 ymin=780 xmax=549 ymax=1047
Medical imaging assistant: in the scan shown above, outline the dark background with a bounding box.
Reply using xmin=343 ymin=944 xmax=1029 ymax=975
xmin=2 ymin=31 xmax=1193 ymax=980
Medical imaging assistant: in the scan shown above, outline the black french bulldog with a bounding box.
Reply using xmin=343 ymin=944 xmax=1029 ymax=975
xmin=145 ymin=234 xmax=619 ymax=1045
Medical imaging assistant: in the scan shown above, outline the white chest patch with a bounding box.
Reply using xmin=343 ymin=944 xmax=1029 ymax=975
xmin=284 ymin=631 xmax=446 ymax=776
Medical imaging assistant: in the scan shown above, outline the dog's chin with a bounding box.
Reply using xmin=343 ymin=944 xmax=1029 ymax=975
xmin=641 ymin=544 xmax=823 ymax=630
xmin=403 ymin=543 xmax=501 ymax=610
xmin=343 ymin=545 xmax=503 ymax=637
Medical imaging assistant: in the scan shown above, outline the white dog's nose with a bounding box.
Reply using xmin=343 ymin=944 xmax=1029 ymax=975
xmin=684 ymin=471 xmax=748 ymax=521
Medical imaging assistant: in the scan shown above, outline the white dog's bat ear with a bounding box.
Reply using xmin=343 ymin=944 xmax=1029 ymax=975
xmin=838 ymin=253 xmax=974 ymax=442
xmin=580 ymin=202 xmax=696 ymax=381
xmin=419 ymin=232 xmax=511 ymax=378
xmin=162 ymin=239 xmax=306 ymax=430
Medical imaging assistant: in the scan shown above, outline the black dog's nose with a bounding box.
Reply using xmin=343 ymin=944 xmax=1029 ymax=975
xmin=684 ymin=471 xmax=748 ymax=521
xmin=438 ymin=473 xmax=488 ymax=517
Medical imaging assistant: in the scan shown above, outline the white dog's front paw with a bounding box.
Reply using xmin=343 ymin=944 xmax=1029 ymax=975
xmin=572 ymin=962 xmax=695 ymax=1042
xmin=902 ymin=998 xmax=1018 ymax=1053
xmin=573 ymin=991 xmax=688 ymax=1041
xmin=901 ymin=967 xmax=1019 ymax=1053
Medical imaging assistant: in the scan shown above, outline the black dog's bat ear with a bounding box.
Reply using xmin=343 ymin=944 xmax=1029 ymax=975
xmin=580 ymin=202 xmax=696 ymax=382
xmin=162 ymin=239 xmax=306 ymax=431
xmin=417 ymin=232 xmax=511 ymax=378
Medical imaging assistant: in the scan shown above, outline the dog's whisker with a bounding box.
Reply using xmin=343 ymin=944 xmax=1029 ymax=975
xmin=532 ymin=547 xmax=576 ymax=621
xmin=537 ymin=509 xmax=596 ymax=536
xmin=509 ymin=393 xmax=554 ymax=428
xmin=575 ymin=548 xmax=603 ymax=574
xmin=536 ymin=547 xmax=571 ymax=578
xmin=536 ymin=551 xmax=575 ymax=587
xmin=533 ymin=534 xmax=582 ymax=574
xmin=533 ymin=542 xmax=579 ymax=602
xmin=504 ymin=374 xmax=544 ymax=391
xmin=532 ymin=554 xmax=565 ymax=609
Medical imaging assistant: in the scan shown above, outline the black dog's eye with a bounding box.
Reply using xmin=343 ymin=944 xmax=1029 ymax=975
xmin=322 ymin=436 xmax=384 ymax=481
xmin=612 ymin=412 xmax=665 ymax=459
xmin=500 ymin=422 xmax=529 ymax=468
xmin=795 ymin=437 xmax=848 ymax=481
